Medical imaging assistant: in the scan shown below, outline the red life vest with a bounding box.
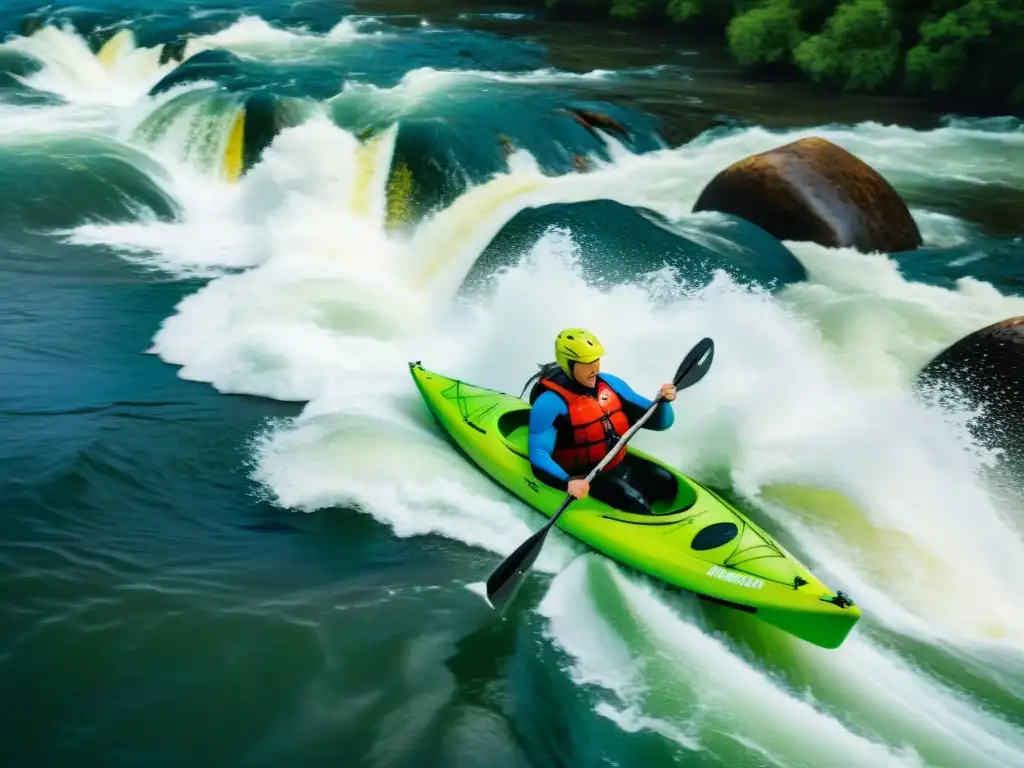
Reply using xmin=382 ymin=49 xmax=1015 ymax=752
xmin=539 ymin=376 xmax=631 ymax=474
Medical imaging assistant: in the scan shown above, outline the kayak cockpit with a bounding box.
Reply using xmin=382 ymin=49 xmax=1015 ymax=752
xmin=495 ymin=407 xmax=532 ymax=459
xmin=495 ymin=407 xmax=698 ymax=516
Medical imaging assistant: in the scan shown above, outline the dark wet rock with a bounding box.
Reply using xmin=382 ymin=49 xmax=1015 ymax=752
xmin=238 ymin=92 xmax=312 ymax=174
xmin=916 ymin=316 xmax=1024 ymax=475
xmin=364 ymin=100 xmax=662 ymax=225
xmin=560 ymin=107 xmax=631 ymax=142
xmin=693 ymin=136 xmax=923 ymax=254
xmin=132 ymin=86 xmax=314 ymax=181
xmin=14 ymin=10 xmax=114 ymax=49
xmin=148 ymin=45 xmax=316 ymax=100
xmin=148 ymin=49 xmax=248 ymax=97
xmin=498 ymin=134 xmax=515 ymax=158
xmin=145 ymin=54 xmax=315 ymax=180
xmin=151 ymin=17 xmax=240 ymax=65
xmin=461 ymin=199 xmax=806 ymax=294
xmin=17 ymin=15 xmax=44 ymax=37
xmin=159 ymin=37 xmax=189 ymax=65
xmin=385 ymin=121 xmax=505 ymax=224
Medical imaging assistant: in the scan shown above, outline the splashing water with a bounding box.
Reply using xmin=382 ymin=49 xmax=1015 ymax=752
xmin=4 ymin=26 xmax=177 ymax=105
xmin=12 ymin=17 xmax=1019 ymax=762
xmin=539 ymin=556 xmax=1024 ymax=767
xmin=0 ymin=15 xmax=385 ymax=109
xmin=61 ymin=108 xmax=1024 ymax=646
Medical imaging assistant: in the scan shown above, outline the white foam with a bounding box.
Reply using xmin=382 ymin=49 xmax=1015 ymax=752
xmin=538 ymin=556 xmax=925 ymax=766
xmin=183 ymin=14 xmax=391 ymax=62
xmin=539 ymin=556 xmax=1024 ymax=766
xmin=778 ymin=242 xmax=1024 ymax=388
xmin=5 ymin=25 xmax=177 ymax=106
xmin=64 ymin=112 xmax=1024 ymax=644
xmin=52 ymin=97 xmax=1024 ymax=764
xmin=2 ymin=14 xmax=390 ymax=111
xmin=327 ymin=65 xmax=617 ymax=130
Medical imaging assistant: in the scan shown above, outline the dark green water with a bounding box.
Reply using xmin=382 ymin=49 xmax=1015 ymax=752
xmin=1 ymin=2 xmax=1023 ymax=766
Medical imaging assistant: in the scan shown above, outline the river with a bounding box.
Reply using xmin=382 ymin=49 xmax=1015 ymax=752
xmin=1 ymin=2 xmax=1022 ymax=766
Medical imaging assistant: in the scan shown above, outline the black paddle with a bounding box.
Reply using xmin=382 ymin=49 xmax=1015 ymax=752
xmin=484 ymin=336 xmax=715 ymax=612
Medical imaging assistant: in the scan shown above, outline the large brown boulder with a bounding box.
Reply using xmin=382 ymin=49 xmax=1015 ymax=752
xmin=693 ymin=137 xmax=922 ymax=254
xmin=916 ymin=316 xmax=1024 ymax=474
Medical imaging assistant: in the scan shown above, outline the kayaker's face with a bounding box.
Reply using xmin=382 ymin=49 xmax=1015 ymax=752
xmin=573 ymin=358 xmax=600 ymax=388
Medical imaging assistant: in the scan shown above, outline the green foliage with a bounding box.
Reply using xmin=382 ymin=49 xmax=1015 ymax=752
xmin=667 ymin=0 xmax=758 ymax=32
xmin=727 ymin=0 xmax=806 ymax=68
xmin=530 ymin=0 xmax=1024 ymax=112
xmin=665 ymin=0 xmax=703 ymax=21
xmin=793 ymin=0 xmax=902 ymax=91
xmin=610 ymin=0 xmax=664 ymax=19
xmin=905 ymin=0 xmax=1024 ymax=109
xmin=789 ymin=0 xmax=840 ymax=30
xmin=885 ymin=0 xmax=963 ymax=45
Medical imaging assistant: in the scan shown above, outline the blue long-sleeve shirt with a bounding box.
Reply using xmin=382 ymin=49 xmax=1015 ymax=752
xmin=528 ymin=372 xmax=674 ymax=491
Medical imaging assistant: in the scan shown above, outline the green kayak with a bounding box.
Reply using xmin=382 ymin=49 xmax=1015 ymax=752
xmin=409 ymin=361 xmax=861 ymax=650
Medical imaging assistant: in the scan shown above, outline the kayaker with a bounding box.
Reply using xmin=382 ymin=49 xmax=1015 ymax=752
xmin=523 ymin=328 xmax=678 ymax=514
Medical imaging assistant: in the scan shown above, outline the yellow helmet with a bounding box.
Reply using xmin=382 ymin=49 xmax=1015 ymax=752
xmin=554 ymin=328 xmax=605 ymax=377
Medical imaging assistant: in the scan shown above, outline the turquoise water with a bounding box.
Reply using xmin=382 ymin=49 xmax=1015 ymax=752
xmin=2 ymin=2 xmax=1023 ymax=766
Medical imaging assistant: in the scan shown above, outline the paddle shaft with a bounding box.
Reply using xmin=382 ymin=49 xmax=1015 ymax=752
xmin=543 ymin=393 xmax=667 ymax=531
xmin=483 ymin=336 xmax=714 ymax=611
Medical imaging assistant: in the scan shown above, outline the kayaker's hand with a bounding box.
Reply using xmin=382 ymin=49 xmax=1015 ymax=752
xmin=567 ymin=478 xmax=590 ymax=499
xmin=658 ymin=382 xmax=677 ymax=402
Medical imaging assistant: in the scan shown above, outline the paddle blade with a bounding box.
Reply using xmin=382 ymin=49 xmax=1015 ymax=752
xmin=485 ymin=523 xmax=551 ymax=612
xmin=674 ymin=337 xmax=714 ymax=390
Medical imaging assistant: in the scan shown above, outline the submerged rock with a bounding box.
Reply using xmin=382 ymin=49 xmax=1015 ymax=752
xmin=693 ymin=137 xmax=922 ymax=254
xmin=133 ymin=86 xmax=315 ymax=183
xmin=148 ymin=49 xmax=248 ymax=97
xmin=0 ymin=136 xmax=179 ymax=231
xmin=17 ymin=14 xmax=44 ymax=37
xmin=236 ymin=92 xmax=313 ymax=175
xmin=335 ymin=95 xmax=662 ymax=226
xmin=463 ymin=199 xmax=806 ymax=293
xmin=160 ymin=37 xmax=189 ymax=65
xmin=560 ymin=107 xmax=631 ymax=142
